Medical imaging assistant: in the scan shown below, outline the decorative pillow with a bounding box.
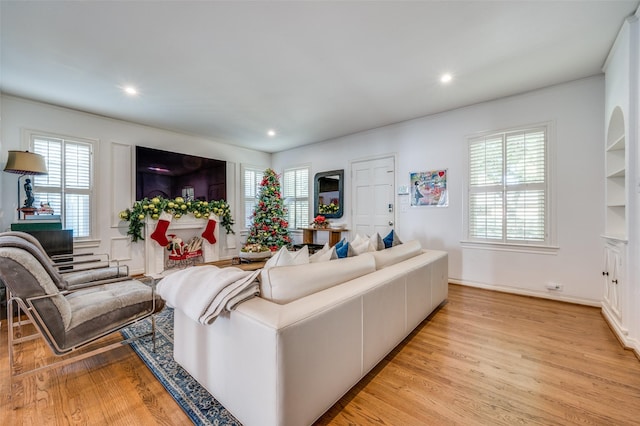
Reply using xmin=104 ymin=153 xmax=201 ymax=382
xmin=352 ymin=238 xmax=375 ymax=255
xmin=334 ymin=238 xmax=347 ymax=250
xmin=263 ymin=246 xmax=309 ymax=269
xmin=369 ymin=232 xmax=385 ymax=251
xmin=260 ymin=246 xmax=309 ymax=290
xmin=336 ymin=242 xmax=356 ymax=259
xmin=383 ymin=230 xmax=403 ymax=249
xmin=350 ymin=233 xmax=367 ymax=246
xmin=309 ymin=243 xmax=336 ymax=263
xmin=314 ymin=246 xmax=337 ymax=262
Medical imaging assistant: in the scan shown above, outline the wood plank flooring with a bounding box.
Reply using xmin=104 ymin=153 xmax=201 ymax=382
xmin=2 ymin=284 xmax=639 ymax=425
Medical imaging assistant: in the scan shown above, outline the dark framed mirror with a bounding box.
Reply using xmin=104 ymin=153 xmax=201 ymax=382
xmin=314 ymin=170 xmax=344 ymax=218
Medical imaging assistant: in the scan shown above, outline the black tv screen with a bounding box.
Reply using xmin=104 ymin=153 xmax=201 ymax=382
xmin=136 ymin=146 xmax=226 ymax=202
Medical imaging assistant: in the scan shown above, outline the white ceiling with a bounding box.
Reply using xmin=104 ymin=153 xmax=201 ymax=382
xmin=1 ymin=1 xmax=638 ymax=153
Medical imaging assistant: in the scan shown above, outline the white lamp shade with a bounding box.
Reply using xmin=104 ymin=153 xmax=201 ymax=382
xmin=4 ymin=150 xmax=48 ymax=175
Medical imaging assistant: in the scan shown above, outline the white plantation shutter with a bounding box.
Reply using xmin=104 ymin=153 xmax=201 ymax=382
xmin=243 ymin=167 xmax=264 ymax=228
xmin=468 ymin=127 xmax=548 ymax=245
xmin=283 ymin=167 xmax=309 ymax=229
xmin=32 ymin=135 xmax=94 ymax=239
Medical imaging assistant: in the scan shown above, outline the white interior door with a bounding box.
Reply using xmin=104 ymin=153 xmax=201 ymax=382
xmin=351 ymin=156 xmax=395 ymax=237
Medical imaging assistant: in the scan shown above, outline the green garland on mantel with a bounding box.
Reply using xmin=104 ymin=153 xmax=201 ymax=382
xmin=119 ymin=196 xmax=235 ymax=243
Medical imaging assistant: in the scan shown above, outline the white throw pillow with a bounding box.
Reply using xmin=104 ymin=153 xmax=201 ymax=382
xmin=352 ymin=238 xmax=374 ymax=255
xmin=260 ymin=246 xmax=310 ymax=290
xmin=351 ymin=233 xmax=367 ymax=247
xmin=369 ymin=232 xmax=385 ymax=251
xmin=264 ymin=246 xmax=309 ymax=269
xmin=310 ymin=245 xmax=337 ymax=263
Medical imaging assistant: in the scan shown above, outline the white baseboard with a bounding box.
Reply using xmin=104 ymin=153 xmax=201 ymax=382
xmin=448 ymin=278 xmax=601 ymax=307
xmin=451 ymin=279 xmax=639 ymax=360
xmin=601 ymin=305 xmax=640 ymax=359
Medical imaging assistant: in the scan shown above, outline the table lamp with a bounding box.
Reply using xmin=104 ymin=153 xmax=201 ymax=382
xmin=3 ymin=150 xmax=48 ymax=218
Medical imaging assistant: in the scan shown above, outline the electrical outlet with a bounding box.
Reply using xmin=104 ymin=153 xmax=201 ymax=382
xmin=546 ymin=283 xmax=563 ymax=291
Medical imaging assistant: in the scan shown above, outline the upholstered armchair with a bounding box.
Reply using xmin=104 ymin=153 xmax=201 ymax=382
xmin=0 ymin=234 xmax=165 ymax=405
xmin=2 ymin=231 xmax=129 ymax=288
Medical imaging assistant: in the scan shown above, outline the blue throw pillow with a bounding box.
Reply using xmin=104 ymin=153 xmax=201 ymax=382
xmin=383 ymin=231 xmax=394 ymax=248
xmin=334 ymin=238 xmax=346 ymax=250
xmin=383 ymin=230 xmax=402 ymax=249
xmin=336 ymin=242 xmax=353 ymax=258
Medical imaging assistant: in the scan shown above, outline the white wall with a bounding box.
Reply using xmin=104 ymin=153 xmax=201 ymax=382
xmin=273 ymin=77 xmax=605 ymax=305
xmin=0 ymin=78 xmax=608 ymax=304
xmin=0 ymin=95 xmax=271 ymax=274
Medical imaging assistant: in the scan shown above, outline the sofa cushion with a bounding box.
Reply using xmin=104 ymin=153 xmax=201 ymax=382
xmin=372 ymin=240 xmax=421 ymax=269
xmin=260 ymin=253 xmax=376 ymax=304
xmin=260 ymin=246 xmax=310 ymax=291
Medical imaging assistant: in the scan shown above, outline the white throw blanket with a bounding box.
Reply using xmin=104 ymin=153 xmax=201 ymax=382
xmin=156 ymin=266 xmax=261 ymax=324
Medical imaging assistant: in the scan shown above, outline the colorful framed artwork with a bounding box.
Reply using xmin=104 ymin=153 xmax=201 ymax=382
xmin=410 ymin=170 xmax=448 ymax=207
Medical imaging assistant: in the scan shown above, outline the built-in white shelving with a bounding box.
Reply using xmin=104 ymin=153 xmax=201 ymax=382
xmin=604 ymin=108 xmax=626 ymax=240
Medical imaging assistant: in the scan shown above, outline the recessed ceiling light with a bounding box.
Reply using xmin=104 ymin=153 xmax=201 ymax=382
xmin=267 ymin=129 xmax=276 ymax=137
xmin=124 ymin=86 xmax=138 ymax=96
xmin=440 ymin=73 xmax=453 ymax=84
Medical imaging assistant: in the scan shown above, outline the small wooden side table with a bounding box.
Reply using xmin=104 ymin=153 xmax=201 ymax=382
xmin=208 ymin=258 xmax=266 ymax=271
xmin=301 ymin=227 xmax=348 ymax=247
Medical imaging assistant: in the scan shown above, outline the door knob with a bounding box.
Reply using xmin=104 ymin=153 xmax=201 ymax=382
xmin=389 ymin=221 xmax=394 ymax=226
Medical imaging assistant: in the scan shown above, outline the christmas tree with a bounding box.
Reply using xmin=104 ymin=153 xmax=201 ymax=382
xmin=245 ymin=168 xmax=292 ymax=251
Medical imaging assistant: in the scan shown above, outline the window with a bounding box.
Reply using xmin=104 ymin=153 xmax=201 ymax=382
xmin=30 ymin=133 xmax=94 ymax=239
xmin=283 ymin=167 xmax=309 ymax=229
xmin=242 ymin=166 xmax=264 ymax=228
xmin=467 ymin=125 xmax=550 ymax=246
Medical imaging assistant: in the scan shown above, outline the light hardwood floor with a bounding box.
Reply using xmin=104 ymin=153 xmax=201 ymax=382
xmin=2 ymin=284 xmax=639 ymax=425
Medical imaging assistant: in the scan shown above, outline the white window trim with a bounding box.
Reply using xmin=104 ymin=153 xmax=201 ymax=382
xmin=283 ymin=164 xmax=311 ymax=230
xmin=461 ymin=121 xmax=557 ymax=253
xmin=24 ymin=129 xmax=98 ymax=241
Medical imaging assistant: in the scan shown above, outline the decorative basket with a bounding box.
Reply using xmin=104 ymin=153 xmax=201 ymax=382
xmin=239 ymin=251 xmax=272 ymax=260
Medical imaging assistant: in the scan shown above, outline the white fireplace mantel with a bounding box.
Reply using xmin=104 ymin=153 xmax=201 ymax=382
xmin=144 ymin=215 xmax=219 ymax=276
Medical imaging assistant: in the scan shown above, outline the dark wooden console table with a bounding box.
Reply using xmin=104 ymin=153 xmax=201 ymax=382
xmin=301 ymin=227 xmax=348 ymax=247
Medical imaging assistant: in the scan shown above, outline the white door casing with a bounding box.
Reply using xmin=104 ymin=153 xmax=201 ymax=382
xmin=351 ymin=156 xmax=395 ymax=237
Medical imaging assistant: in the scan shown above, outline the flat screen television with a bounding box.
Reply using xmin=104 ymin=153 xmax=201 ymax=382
xmin=135 ymin=146 xmax=226 ymax=202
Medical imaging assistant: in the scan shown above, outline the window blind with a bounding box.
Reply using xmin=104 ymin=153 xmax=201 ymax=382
xmin=283 ymin=167 xmax=309 ymax=229
xmin=32 ymin=135 xmax=93 ymax=238
xmin=468 ymin=127 xmax=547 ymax=244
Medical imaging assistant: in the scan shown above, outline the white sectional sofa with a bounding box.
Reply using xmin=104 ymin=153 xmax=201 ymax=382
xmin=172 ymin=241 xmax=448 ymax=426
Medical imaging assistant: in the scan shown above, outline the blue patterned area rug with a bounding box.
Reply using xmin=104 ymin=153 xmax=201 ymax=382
xmin=121 ymin=308 xmax=241 ymax=425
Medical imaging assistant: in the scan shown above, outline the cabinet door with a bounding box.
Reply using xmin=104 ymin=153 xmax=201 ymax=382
xmin=604 ymin=244 xmax=622 ymax=322
xmin=603 ymin=246 xmax=612 ymax=305
xmin=609 ymin=248 xmax=622 ymax=320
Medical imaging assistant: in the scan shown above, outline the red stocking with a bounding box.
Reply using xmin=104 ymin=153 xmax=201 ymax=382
xmin=202 ymin=213 xmax=218 ymax=244
xmin=151 ymin=211 xmax=172 ymax=246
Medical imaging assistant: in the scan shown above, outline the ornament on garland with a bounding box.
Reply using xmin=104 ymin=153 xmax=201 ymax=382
xmin=244 ymin=168 xmax=292 ymax=252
